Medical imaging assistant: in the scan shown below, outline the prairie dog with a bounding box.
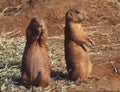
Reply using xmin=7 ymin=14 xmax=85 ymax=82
xmin=21 ymin=17 xmax=51 ymax=89
xmin=64 ymin=9 xmax=94 ymax=81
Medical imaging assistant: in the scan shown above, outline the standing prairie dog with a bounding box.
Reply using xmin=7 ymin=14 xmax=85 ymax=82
xmin=21 ymin=16 xmax=51 ymax=90
xmin=64 ymin=9 xmax=94 ymax=81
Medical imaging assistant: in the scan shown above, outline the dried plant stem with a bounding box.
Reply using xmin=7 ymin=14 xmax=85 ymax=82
xmin=110 ymin=61 xmax=118 ymax=73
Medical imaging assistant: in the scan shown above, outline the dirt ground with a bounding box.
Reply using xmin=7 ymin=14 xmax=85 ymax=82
xmin=0 ymin=0 xmax=120 ymax=92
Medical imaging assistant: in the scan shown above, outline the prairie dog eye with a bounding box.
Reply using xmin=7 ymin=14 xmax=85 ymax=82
xmin=75 ymin=11 xmax=80 ymax=14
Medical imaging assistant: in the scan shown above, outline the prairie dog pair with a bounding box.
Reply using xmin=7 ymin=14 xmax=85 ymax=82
xmin=21 ymin=8 xmax=94 ymax=90
xmin=64 ymin=9 xmax=94 ymax=81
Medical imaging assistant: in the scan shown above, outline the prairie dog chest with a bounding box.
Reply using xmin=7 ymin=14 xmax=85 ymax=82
xmin=69 ymin=22 xmax=84 ymax=35
xmin=70 ymin=22 xmax=82 ymax=30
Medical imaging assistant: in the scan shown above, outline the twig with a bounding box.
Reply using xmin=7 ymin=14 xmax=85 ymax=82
xmin=94 ymin=44 xmax=120 ymax=50
xmin=2 ymin=28 xmax=22 ymax=38
xmin=0 ymin=7 xmax=10 ymax=16
xmin=107 ymin=44 xmax=120 ymax=47
xmin=114 ymin=23 xmax=120 ymax=27
xmin=8 ymin=30 xmax=22 ymax=37
xmin=48 ymin=35 xmax=64 ymax=40
xmin=84 ymin=26 xmax=105 ymax=29
xmin=0 ymin=40 xmax=5 ymax=49
xmin=110 ymin=61 xmax=118 ymax=73
xmin=94 ymin=62 xmax=109 ymax=66
xmin=0 ymin=1 xmax=26 ymax=16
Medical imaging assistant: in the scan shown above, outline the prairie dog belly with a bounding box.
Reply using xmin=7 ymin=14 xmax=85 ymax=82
xmin=65 ymin=41 xmax=88 ymax=60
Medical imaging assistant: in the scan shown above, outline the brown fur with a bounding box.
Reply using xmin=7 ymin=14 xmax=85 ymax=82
xmin=64 ymin=9 xmax=94 ymax=81
xmin=21 ymin=17 xmax=51 ymax=89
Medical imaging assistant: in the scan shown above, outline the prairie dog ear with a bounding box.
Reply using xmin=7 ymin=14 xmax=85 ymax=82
xmin=66 ymin=10 xmax=74 ymax=21
xmin=68 ymin=11 xmax=73 ymax=17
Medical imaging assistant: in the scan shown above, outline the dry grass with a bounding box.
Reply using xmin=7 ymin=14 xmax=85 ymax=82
xmin=0 ymin=25 xmax=120 ymax=91
xmin=3 ymin=28 xmax=113 ymax=91
xmin=0 ymin=33 xmax=93 ymax=92
xmin=0 ymin=35 xmax=25 ymax=91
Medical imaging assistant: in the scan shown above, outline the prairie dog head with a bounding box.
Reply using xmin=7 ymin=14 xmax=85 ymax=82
xmin=26 ymin=17 xmax=47 ymax=40
xmin=65 ymin=9 xmax=86 ymax=24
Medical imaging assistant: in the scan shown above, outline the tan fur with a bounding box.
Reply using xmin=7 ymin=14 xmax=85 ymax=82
xmin=64 ymin=9 xmax=94 ymax=81
xmin=21 ymin=17 xmax=51 ymax=89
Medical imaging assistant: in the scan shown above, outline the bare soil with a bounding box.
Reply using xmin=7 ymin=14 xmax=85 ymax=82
xmin=0 ymin=0 xmax=120 ymax=91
